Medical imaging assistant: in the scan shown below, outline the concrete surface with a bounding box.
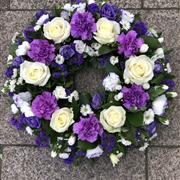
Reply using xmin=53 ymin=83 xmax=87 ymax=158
xmin=0 ymin=0 xmax=180 ymax=179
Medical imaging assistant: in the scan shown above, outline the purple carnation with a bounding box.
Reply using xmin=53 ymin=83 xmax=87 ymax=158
xmin=27 ymin=39 xmax=56 ymax=65
xmin=12 ymin=56 xmax=24 ymax=68
xmin=32 ymin=92 xmax=58 ymax=120
xmin=73 ymin=114 xmax=103 ymax=143
xmin=133 ymin=21 xmax=148 ymax=36
xmin=101 ymin=3 xmax=118 ymax=20
xmin=25 ymin=116 xmax=41 ymax=128
xmin=87 ymin=3 xmax=100 ymax=14
xmin=5 ymin=67 xmax=13 ymax=78
xmin=70 ymin=12 xmax=96 ymax=40
xmin=122 ymin=84 xmax=150 ymax=110
xmin=117 ymin=30 xmax=144 ymax=58
xmin=60 ymin=44 xmax=75 ymax=59
xmin=35 ymin=131 xmax=50 ymax=148
xmin=91 ymin=93 xmax=104 ymax=110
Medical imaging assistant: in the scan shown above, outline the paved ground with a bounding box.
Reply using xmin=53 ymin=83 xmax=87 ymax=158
xmin=0 ymin=0 xmax=180 ymax=180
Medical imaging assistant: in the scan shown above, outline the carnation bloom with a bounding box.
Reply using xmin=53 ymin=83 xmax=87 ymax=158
xmin=121 ymin=84 xmax=150 ymax=110
xmin=32 ymin=92 xmax=58 ymax=120
xmin=101 ymin=3 xmax=118 ymax=20
xmin=27 ymin=39 xmax=56 ymax=65
xmin=70 ymin=12 xmax=96 ymax=40
xmin=117 ymin=30 xmax=144 ymax=58
xmin=73 ymin=114 xmax=103 ymax=143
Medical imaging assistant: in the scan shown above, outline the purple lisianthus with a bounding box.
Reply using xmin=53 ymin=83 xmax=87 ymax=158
xmin=27 ymin=39 xmax=56 ymax=65
xmin=73 ymin=114 xmax=103 ymax=143
xmin=34 ymin=10 xmax=48 ymax=20
xmin=32 ymin=92 xmax=58 ymax=120
xmin=133 ymin=21 xmax=148 ymax=36
xmin=5 ymin=66 xmax=13 ymax=78
xmin=35 ymin=131 xmax=50 ymax=148
xmin=122 ymin=84 xmax=150 ymax=110
xmin=69 ymin=53 xmax=84 ymax=65
xmin=60 ymin=44 xmax=75 ymax=59
xmin=87 ymin=3 xmax=100 ymax=14
xmin=117 ymin=30 xmax=144 ymax=58
xmin=154 ymin=60 xmax=164 ymax=74
xmin=98 ymin=54 xmax=111 ymax=68
xmin=23 ymin=26 xmax=35 ymax=42
xmin=161 ymin=79 xmax=176 ymax=91
xmin=146 ymin=121 xmax=157 ymax=136
xmin=9 ymin=114 xmax=26 ymax=130
xmin=101 ymin=3 xmax=118 ymax=20
xmin=91 ymin=93 xmax=104 ymax=110
xmin=12 ymin=56 xmax=24 ymax=68
xmin=70 ymin=12 xmax=96 ymax=40
xmin=25 ymin=116 xmax=41 ymax=128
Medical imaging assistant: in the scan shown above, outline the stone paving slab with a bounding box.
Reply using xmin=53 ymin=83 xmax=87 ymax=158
xmin=148 ymin=147 xmax=180 ymax=180
xmin=143 ymin=0 xmax=179 ymax=8
xmin=1 ymin=147 xmax=145 ymax=180
xmin=0 ymin=0 xmax=9 ymax=10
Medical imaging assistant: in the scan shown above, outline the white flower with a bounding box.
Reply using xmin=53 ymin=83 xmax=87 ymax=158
xmin=11 ymin=32 xmax=19 ymax=43
xmin=16 ymin=77 xmax=24 ymax=85
xmin=21 ymin=104 xmax=34 ymax=117
xmin=55 ymin=54 xmax=64 ymax=65
xmin=68 ymin=135 xmax=76 ymax=146
xmin=88 ymin=0 xmax=95 ymax=4
xmin=124 ymin=55 xmax=154 ymax=85
xmin=17 ymin=91 xmax=32 ymax=102
xmin=53 ymin=86 xmax=67 ymax=100
xmin=103 ymin=73 xmax=121 ymax=92
xmin=11 ymin=104 xmax=19 ymax=114
xmin=143 ymin=83 xmax=150 ymax=90
xmin=167 ymin=92 xmax=178 ymax=98
xmin=50 ymin=108 xmax=74 ymax=133
xmin=110 ymin=56 xmax=119 ymax=65
xmin=119 ymin=137 xmax=132 ymax=146
xmin=120 ymin=20 xmax=131 ymax=31
xmin=68 ymin=90 xmax=79 ymax=103
xmin=51 ymin=151 xmax=57 ymax=158
xmin=94 ymin=17 xmax=120 ymax=44
xmin=34 ymin=25 xmax=41 ymax=31
xmin=26 ymin=126 xmax=33 ymax=136
xmin=9 ymin=79 xmax=16 ymax=92
xmin=139 ymin=142 xmax=149 ymax=151
xmin=86 ymin=146 xmax=103 ymax=159
xmin=85 ymin=46 xmax=96 ymax=57
xmin=36 ymin=14 xmax=49 ymax=26
xmin=43 ymin=17 xmax=71 ymax=43
xmin=91 ymin=43 xmax=102 ymax=50
xmin=63 ymin=3 xmax=74 ymax=12
xmin=7 ymin=55 xmax=13 ymax=64
xmin=61 ymin=11 xmax=70 ymax=21
xmin=166 ymin=63 xmax=172 ymax=73
xmin=143 ymin=109 xmax=155 ymax=125
xmin=100 ymin=106 xmax=126 ymax=133
xmin=110 ymin=153 xmax=120 ymax=167
xmin=148 ymin=28 xmax=158 ymax=37
xmin=75 ymin=3 xmax=86 ymax=13
xmin=16 ymin=41 xmax=30 ymax=56
xmin=152 ymin=95 xmax=168 ymax=116
xmin=114 ymin=92 xmax=123 ymax=101
xmin=20 ymin=61 xmax=51 ymax=86
xmin=121 ymin=10 xmax=134 ymax=23
xmin=11 ymin=68 xmax=18 ymax=79
xmin=151 ymin=48 xmax=164 ymax=62
xmin=158 ymin=37 xmax=164 ymax=43
xmin=140 ymin=44 xmax=149 ymax=53
xmin=59 ymin=153 xmax=70 ymax=159
xmin=80 ymin=104 xmax=93 ymax=116
xmin=74 ymin=40 xmax=86 ymax=54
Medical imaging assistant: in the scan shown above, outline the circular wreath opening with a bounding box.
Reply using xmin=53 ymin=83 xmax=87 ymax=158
xmin=2 ymin=1 xmax=178 ymax=166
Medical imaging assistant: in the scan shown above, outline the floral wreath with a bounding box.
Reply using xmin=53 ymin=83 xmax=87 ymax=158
xmin=2 ymin=0 xmax=178 ymax=166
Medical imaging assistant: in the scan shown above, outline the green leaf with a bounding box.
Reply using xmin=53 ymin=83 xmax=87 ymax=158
xmin=98 ymin=45 xmax=117 ymax=55
xmin=72 ymin=99 xmax=80 ymax=120
xmin=78 ymin=140 xmax=97 ymax=151
xmin=79 ymin=93 xmax=91 ymax=105
xmin=105 ymin=63 xmax=123 ymax=76
xmin=9 ymin=44 xmax=18 ymax=57
xmin=127 ymin=112 xmax=144 ymax=127
xmin=148 ymin=86 xmax=167 ymax=100
xmin=143 ymin=36 xmax=161 ymax=49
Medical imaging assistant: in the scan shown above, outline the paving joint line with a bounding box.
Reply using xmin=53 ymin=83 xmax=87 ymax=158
xmin=149 ymin=145 xmax=180 ymax=148
xmin=141 ymin=0 xmax=144 ymax=9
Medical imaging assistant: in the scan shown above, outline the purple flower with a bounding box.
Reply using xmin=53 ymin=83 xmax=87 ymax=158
xmin=87 ymin=3 xmax=100 ymax=14
xmin=154 ymin=60 xmax=164 ymax=74
xmin=117 ymin=30 xmax=144 ymax=58
xmin=69 ymin=53 xmax=84 ymax=66
xmin=27 ymin=40 xmax=56 ymax=65
xmin=35 ymin=131 xmax=50 ymax=147
xmin=9 ymin=114 xmax=26 ymax=130
xmin=161 ymin=79 xmax=176 ymax=91
xmin=101 ymin=133 xmax=116 ymax=153
xmin=23 ymin=26 xmax=35 ymax=42
xmin=60 ymin=44 xmax=75 ymax=59
xmin=91 ymin=93 xmax=104 ymax=110
xmin=146 ymin=121 xmax=157 ymax=136
xmin=122 ymin=84 xmax=150 ymax=110
xmin=25 ymin=116 xmax=41 ymax=128
xmin=133 ymin=21 xmax=148 ymax=36
xmin=101 ymin=3 xmax=118 ymax=20
xmin=73 ymin=114 xmax=103 ymax=143
xmin=35 ymin=10 xmax=48 ymax=20
xmin=32 ymin=92 xmax=58 ymax=120
xmin=70 ymin=12 xmax=96 ymax=40
xmin=98 ymin=54 xmax=111 ymax=68
xmin=5 ymin=67 xmax=13 ymax=78
xmin=12 ymin=56 xmax=24 ymax=68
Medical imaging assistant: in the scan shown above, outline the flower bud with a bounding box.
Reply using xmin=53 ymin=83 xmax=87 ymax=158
xmin=140 ymin=44 xmax=149 ymax=53
xmin=68 ymin=135 xmax=76 ymax=146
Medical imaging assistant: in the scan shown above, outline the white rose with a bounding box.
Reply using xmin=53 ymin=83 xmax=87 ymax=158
xmin=124 ymin=55 xmax=154 ymax=85
xmin=20 ymin=61 xmax=51 ymax=86
xmin=143 ymin=109 xmax=155 ymax=125
xmin=100 ymin=106 xmax=126 ymax=133
xmin=50 ymin=108 xmax=74 ymax=133
xmin=94 ymin=17 xmax=120 ymax=44
xmin=53 ymin=86 xmax=67 ymax=100
xmin=43 ymin=17 xmax=71 ymax=43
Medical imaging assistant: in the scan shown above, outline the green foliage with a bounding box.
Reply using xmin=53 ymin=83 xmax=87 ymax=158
xmin=79 ymin=93 xmax=91 ymax=105
xmin=9 ymin=44 xmax=18 ymax=57
xmin=143 ymin=36 xmax=161 ymax=49
xmin=127 ymin=111 xmax=144 ymax=127
xmin=157 ymin=116 xmax=169 ymax=125
xmin=148 ymin=86 xmax=167 ymax=100
xmin=98 ymin=45 xmax=117 ymax=55
xmin=78 ymin=140 xmax=97 ymax=151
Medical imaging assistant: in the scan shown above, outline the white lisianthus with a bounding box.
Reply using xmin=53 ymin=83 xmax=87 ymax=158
xmin=166 ymin=92 xmax=178 ymax=98
xmin=143 ymin=109 xmax=155 ymax=125
xmin=55 ymin=54 xmax=64 ymax=65
xmin=26 ymin=126 xmax=33 ymax=136
xmin=63 ymin=3 xmax=74 ymax=12
xmin=20 ymin=61 xmax=51 ymax=86
xmin=68 ymin=90 xmax=79 ymax=103
xmin=34 ymin=25 xmax=41 ymax=31
xmin=43 ymin=17 xmax=71 ymax=43
xmin=59 ymin=153 xmax=70 ymax=159
xmin=11 ymin=104 xmax=19 ymax=114
xmin=152 ymin=95 xmax=168 ymax=116
xmin=74 ymin=40 xmax=86 ymax=54
xmin=110 ymin=56 xmax=119 ymax=65
xmin=119 ymin=137 xmax=132 ymax=146
xmin=53 ymin=86 xmax=67 ymax=100
xmin=50 ymin=108 xmax=74 ymax=133
xmin=166 ymin=63 xmax=172 ymax=73
xmin=100 ymin=106 xmax=126 ymax=133
xmin=124 ymin=55 xmax=154 ymax=85
xmin=75 ymin=3 xmax=86 ymax=13
xmin=151 ymin=48 xmax=164 ymax=62
xmin=86 ymin=146 xmax=103 ymax=159
xmin=88 ymin=0 xmax=95 ymax=4
xmin=51 ymin=151 xmax=57 ymax=158
xmin=16 ymin=41 xmax=30 ymax=56
xmin=68 ymin=135 xmax=76 ymax=146
xmin=20 ymin=104 xmax=34 ymax=117
xmin=80 ymin=104 xmax=93 ymax=116
xmin=121 ymin=10 xmax=134 ymax=23
xmin=103 ymin=73 xmax=121 ymax=92
xmin=114 ymin=92 xmax=123 ymax=101
xmin=140 ymin=44 xmax=149 ymax=53
xmin=36 ymin=14 xmax=49 ymax=26
xmin=94 ymin=17 xmax=120 ymax=44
